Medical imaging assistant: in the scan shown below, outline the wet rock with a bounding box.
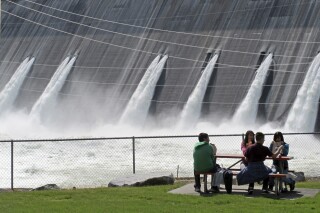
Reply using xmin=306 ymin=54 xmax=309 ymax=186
xmin=108 ymin=173 xmax=174 ymax=187
xmin=31 ymin=184 xmax=60 ymax=191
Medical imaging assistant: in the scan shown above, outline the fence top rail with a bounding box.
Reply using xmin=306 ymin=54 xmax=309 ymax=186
xmin=0 ymin=132 xmax=319 ymax=143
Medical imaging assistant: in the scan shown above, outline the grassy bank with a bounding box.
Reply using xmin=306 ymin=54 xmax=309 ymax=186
xmin=0 ymin=181 xmax=319 ymax=213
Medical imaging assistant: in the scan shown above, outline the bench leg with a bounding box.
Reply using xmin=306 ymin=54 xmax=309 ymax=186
xmin=204 ymin=174 xmax=208 ymax=193
xmin=279 ymin=162 xmax=284 ymax=192
xmin=275 ymin=178 xmax=280 ymax=196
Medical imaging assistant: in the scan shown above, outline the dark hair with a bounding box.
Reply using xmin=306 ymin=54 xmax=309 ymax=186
xmin=244 ymin=130 xmax=255 ymax=145
xmin=198 ymin=133 xmax=209 ymax=142
xmin=273 ymin=131 xmax=284 ymax=142
xmin=255 ymin=132 xmax=264 ymax=142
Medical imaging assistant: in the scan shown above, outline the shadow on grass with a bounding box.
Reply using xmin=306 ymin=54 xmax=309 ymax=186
xmin=197 ymin=188 xmax=304 ymax=200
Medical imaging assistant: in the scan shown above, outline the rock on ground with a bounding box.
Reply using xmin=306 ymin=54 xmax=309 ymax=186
xmin=31 ymin=184 xmax=60 ymax=191
xmin=108 ymin=173 xmax=174 ymax=187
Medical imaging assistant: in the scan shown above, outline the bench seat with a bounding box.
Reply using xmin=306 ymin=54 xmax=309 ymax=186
xmin=269 ymin=173 xmax=287 ymax=178
xmin=229 ymin=168 xmax=295 ymax=173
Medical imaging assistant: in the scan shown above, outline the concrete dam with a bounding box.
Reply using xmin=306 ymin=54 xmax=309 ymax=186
xmin=1 ymin=0 xmax=320 ymax=137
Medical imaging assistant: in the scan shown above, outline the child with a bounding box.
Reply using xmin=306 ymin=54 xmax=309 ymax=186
xmin=269 ymin=131 xmax=295 ymax=192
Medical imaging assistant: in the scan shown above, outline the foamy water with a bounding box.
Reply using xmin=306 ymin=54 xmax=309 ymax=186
xmin=0 ymin=111 xmax=319 ymax=189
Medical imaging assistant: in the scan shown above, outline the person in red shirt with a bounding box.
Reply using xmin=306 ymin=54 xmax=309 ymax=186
xmin=237 ymin=132 xmax=283 ymax=194
xmin=240 ymin=130 xmax=255 ymax=191
xmin=240 ymin=130 xmax=255 ymax=168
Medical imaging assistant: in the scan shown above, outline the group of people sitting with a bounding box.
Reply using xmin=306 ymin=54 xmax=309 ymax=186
xmin=193 ymin=131 xmax=296 ymax=194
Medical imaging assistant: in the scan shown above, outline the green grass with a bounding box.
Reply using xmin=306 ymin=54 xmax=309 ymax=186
xmin=0 ymin=182 xmax=319 ymax=213
xmin=296 ymin=180 xmax=320 ymax=189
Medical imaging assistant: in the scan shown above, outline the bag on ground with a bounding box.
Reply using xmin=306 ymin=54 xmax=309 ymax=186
xmin=212 ymin=169 xmax=224 ymax=187
xmin=223 ymin=169 xmax=233 ymax=194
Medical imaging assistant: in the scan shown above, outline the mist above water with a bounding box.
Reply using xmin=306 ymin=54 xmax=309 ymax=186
xmin=0 ymin=52 xmax=319 ymax=139
xmin=0 ymin=54 xmax=318 ymax=190
xmin=0 ymin=107 xmax=283 ymax=139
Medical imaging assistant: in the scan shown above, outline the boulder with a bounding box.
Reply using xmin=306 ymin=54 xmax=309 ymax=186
xmin=108 ymin=173 xmax=174 ymax=187
xmin=31 ymin=184 xmax=60 ymax=191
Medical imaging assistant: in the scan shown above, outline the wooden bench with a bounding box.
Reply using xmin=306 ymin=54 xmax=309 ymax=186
xmin=195 ymin=154 xmax=294 ymax=194
xmin=195 ymin=171 xmax=287 ymax=195
xmin=194 ymin=171 xmax=239 ymax=193
xmin=194 ymin=172 xmax=215 ymax=193
xmin=269 ymin=173 xmax=287 ymax=195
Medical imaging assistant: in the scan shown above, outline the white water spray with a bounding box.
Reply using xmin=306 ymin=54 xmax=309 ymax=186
xmin=232 ymin=53 xmax=273 ymax=124
xmin=119 ymin=55 xmax=168 ymax=126
xmin=30 ymin=57 xmax=76 ymax=123
xmin=300 ymin=69 xmax=320 ymax=131
xmin=285 ymin=53 xmax=320 ymax=131
xmin=123 ymin=56 xmax=160 ymax=111
xmin=0 ymin=57 xmax=35 ymax=114
xmin=177 ymin=54 xmax=219 ymax=129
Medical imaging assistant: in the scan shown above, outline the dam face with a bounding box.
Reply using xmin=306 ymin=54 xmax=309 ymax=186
xmin=1 ymin=0 xmax=320 ymax=134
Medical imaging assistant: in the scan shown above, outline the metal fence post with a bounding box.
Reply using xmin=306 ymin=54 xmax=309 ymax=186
xmin=132 ymin=136 xmax=136 ymax=174
xmin=11 ymin=140 xmax=14 ymax=191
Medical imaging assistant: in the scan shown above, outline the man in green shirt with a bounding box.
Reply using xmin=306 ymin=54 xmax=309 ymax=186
xmin=193 ymin=133 xmax=219 ymax=192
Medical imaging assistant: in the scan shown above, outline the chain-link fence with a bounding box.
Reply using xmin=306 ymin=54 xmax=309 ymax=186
xmin=0 ymin=133 xmax=319 ymax=189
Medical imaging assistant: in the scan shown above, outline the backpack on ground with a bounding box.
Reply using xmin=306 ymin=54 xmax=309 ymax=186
xmin=223 ymin=169 xmax=233 ymax=194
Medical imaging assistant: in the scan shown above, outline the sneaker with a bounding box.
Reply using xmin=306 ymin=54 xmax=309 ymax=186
xmin=290 ymin=181 xmax=296 ymax=191
xmin=248 ymin=187 xmax=254 ymax=195
xmin=268 ymin=185 xmax=274 ymax=191
xmin=209 ymin=186 xmax=220 ymax=193
xmin=281 ymin=188 xmax=288 ymax=193
xmin=195 ymin=187 xmax=201 ymax=193
xmin=262 ymin=189 xmax=270 ymax=194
